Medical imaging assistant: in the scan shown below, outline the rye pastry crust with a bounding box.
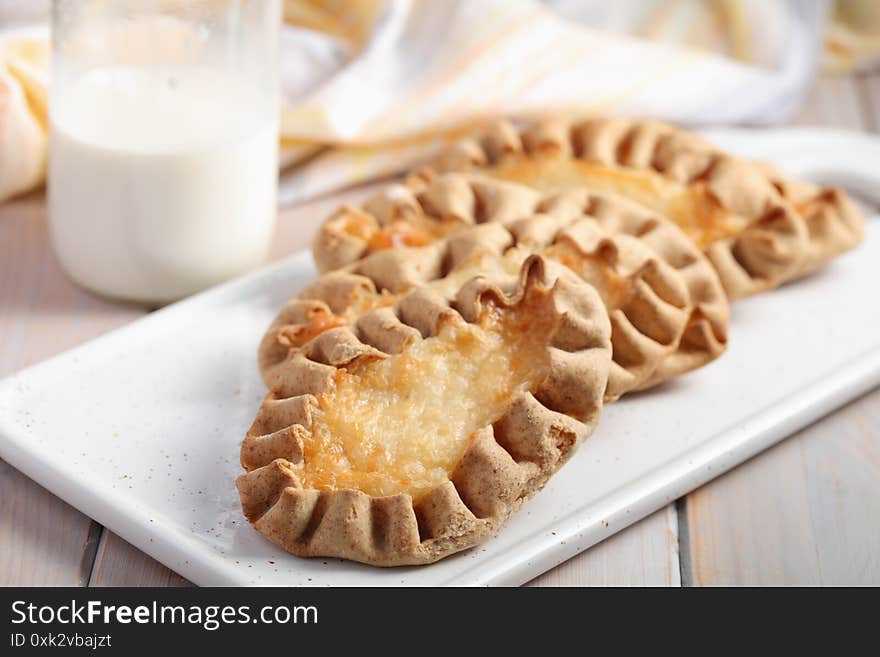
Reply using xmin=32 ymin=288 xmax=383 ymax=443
xmin=310 ymin=173 xmax=728 ymax=397
xmin=239 ymin=255 xmax=613 ymax=566
xmin=431 ymin=117 xmax=865 ymax=299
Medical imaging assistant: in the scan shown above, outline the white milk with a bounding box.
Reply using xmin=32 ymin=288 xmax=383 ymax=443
xmin=49 ymin=66 xmax=278 ymax=304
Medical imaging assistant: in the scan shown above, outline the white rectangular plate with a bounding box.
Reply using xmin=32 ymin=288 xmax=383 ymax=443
xmin=1 ymin=128 xmax=878 ymax=586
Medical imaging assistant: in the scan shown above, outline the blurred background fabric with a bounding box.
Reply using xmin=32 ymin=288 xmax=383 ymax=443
xmin=1 ymin=0 xmax=878 ymax=206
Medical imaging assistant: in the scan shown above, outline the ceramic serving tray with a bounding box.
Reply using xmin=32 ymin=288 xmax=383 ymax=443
xmin=0 ymin=128 xmax=878 ymax=586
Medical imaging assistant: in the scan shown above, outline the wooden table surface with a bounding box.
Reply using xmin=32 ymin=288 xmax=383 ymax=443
xmin=1 ymin=73 xmax=878 ymax=587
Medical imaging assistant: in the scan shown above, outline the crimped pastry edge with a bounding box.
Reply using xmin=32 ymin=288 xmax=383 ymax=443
xmin=238 ymin=255 xmax=612 ymax=566
xmin=432 ymin=116 xmax=864 ymax=300
xmin=309 ymin=172 xmax=728 ymax=394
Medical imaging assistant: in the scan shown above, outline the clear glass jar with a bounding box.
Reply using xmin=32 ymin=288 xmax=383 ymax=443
xmin=49 ymin=0 xmax=281 ymax=304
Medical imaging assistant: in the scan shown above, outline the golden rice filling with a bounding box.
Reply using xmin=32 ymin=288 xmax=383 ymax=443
xmin=542 ymin=242 xmax=631 ymax=309
xmin=342 ymin=212 xmax=459 ymax=254
xmin=279 ymin=292 xmax=398 ymax=349
xmin=488 ymin=157 xmax=746 ymax=249
xmin=301 ymin=290 xmax=555 ymax=499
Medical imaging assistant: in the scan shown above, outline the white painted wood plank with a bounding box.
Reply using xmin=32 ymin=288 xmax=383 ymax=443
xmin=0 ymin=458 xmax=100 ymax=585
xmin=798 ymin=388 xmax=880 ymax=584
xmin=527 ymin=506 xmax=679 ymax=587
xmin=89 ymin=532 xmax=191 ymax=587
xmin=684 ymin=387 xmax=880 ymax=585
xmin=0 ymin=193 xmax=144 ymax=586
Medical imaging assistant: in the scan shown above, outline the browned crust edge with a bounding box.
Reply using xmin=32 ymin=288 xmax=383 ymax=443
xmin=310 ymin=173 xmax=728 ymax=394
xmin=238 ymin=255 xmax=612 ymax=566
xmin=432 ymin=117 xmax=864 ymax=300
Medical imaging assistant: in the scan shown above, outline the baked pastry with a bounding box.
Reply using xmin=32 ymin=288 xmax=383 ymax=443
xmin=238 ymin=255 xmax=612 ymax=565
xmin=311 ymin=173 xmax=728 ymax=398
xmin=432 ymin=117 xmax=864 ymax=299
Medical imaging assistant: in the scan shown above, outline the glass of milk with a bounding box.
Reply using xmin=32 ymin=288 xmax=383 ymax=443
xmin=49 ymin=0 xmax=281 ymax=304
